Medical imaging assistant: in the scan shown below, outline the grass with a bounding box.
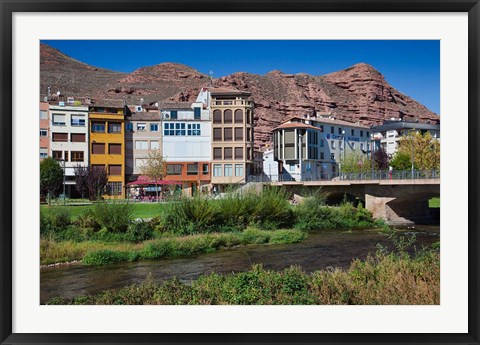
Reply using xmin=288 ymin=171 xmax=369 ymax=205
xmin=41 ymin=228 xmax=308 ymax=266
xmin=47 ymin=250 xmax=440 ymax=305
xmin=41 ymin=203 xmax=165 ymax=220
xmin=429 ymin=197 xmax=440 ymax=208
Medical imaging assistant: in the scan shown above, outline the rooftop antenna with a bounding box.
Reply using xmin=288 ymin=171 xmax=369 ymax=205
xmin=209 ymin=70 xmax=214 ymax=86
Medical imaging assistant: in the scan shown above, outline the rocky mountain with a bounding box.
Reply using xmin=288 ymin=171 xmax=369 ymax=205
xmin=40 ymin=43 xmax=439 ymax=149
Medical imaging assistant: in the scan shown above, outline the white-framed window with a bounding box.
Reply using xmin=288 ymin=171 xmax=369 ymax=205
xmin=135 ymin=140 xmax=148 ymax=150
xmin=52 ymin=113 xmax=66 ymax=126
xmin=187 ymin=123 xmax=201 ymax=136
xmin=224 ymin=164 xmax=233 ymax=177
xmin=40 ymin=129 xmax=48 ymax=137
xmin=164 ymin=123 xmax=174 ymax=136
xmin=137 ymin=123 xmax=146 ymax=131
xmin=235 ymin=164 xmax=244 ymax=177
xmin=213 ymin=164 xmax=222 ymax=177
xmin=71 ymin=114 xmax=86 ymax=126
xmin=150 ymin=141 xmax=160 ymax=150
xmin=175 ymin=123 xmax=186 ymax=136
xmin=135 ymin=158 xmax=147 ymax=167
xmin=150 ymin=123 xmax=159 ymax=132
xmin=40 ymin=148 xmax=48 ymax=159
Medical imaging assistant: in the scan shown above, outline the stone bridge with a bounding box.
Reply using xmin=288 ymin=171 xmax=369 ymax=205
xmin=270 ymin=179 xmax=440 ymax=226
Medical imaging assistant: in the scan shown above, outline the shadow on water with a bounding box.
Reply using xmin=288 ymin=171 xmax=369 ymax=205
xmin=40 ymin=225 xmax=439 ymax=303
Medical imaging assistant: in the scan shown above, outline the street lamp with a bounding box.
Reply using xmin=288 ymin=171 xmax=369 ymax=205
xmin=370 ymin=134 xmax=375 ymax=180
xmin=58 ymin=158 xmax=66 ymax=206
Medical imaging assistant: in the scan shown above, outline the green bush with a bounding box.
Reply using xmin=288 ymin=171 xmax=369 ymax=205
xmin=40 ymin=207 xmax=72 ymax=238
xmin=90 ymin=202 xmax=134 ymax=233
xmin=125 ymin=220 xmax=155 ymax=243
xmin=251 ymin=188 xmax=295 ymax=229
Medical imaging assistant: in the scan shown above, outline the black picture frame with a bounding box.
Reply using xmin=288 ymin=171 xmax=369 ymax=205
xmin=1 ymin=1 xmax=479 ymax=344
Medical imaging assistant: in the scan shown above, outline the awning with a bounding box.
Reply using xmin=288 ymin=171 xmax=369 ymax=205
xmin=127 ymin=176 xmax=181 ymax=186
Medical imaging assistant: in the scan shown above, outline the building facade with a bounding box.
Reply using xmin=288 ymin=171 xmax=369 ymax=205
xmin=372 ymin=120 xmax=440 ymax=156
xmin=196 ymin=87 xmax=255 ymax=190
xmin=40 ymin=101 xmax=50 ymax=160
xmin=271 ymin=115 xmax=371 ymax=181
xmin=88 ymin=105 xmax=126 ymax=198
xmin=48 ymin=103 xmax=89 ymax=197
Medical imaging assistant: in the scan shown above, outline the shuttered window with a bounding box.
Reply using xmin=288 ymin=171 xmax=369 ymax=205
xmin=52 ymin=133 xmax=68 ymax=142
xmin=71 ymin=151 xmax=84 ymax=162
xmin=235 ymin=147 xmax=243 ymax=160
xmin=213 ymin=110 xmax=222 ymax=124
xmin=71 ymin=133 xmax=86 ymax=142
xmin=235 ymin=128 xmax=243 ymax=141
xmin=187 ymin=163 xmax=198 ymax=175
xmin=224 ymin=109 xmax=232 ymax=123
xmin=109 ymin=144 xmax=121 ymax=155
xmin=109 ymin=165 xmax=122 ymax=175
xmin=224 ymin=128 xmax=233 ymax=141
xmin=92 ymin=143 xmax=105 ymax=154
xmin=224 ymin=147 xmax=233 ymax=160
xmin=234 ymin=109 xmax=243 ymax=123
xmin=213 ymin=148 xmax=222 ymax=160
xmin=213 ymin=128 xmax=222 ymax=141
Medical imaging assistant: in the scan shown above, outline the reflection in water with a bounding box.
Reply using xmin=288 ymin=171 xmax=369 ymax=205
xmin=40 ymin=226 xmax=439 ymax=303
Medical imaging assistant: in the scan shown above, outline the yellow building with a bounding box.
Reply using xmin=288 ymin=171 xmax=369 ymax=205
xmin=88 ymin=105 xmax=126 ymax=198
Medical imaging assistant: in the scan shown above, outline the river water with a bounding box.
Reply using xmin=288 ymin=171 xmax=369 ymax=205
xmin=40 ymin=225 xmax=439 ymax=303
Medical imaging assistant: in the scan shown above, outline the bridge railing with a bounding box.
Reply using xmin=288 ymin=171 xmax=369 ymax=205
xmin=246 ymin=170 xmax=440 ymax=183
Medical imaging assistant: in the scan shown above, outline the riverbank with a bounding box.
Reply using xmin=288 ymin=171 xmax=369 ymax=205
xmin=46 ymin=249 xmax=440 ymax=305
xmin=41 ymin=228 xmax=307 ymax=266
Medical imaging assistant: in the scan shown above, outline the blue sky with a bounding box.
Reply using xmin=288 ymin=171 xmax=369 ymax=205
xmin=41 ymin=40 xmax=440 ymax=114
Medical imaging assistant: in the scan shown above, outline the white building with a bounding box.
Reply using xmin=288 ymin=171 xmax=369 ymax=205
xmin=49 ymin=103 xmax=89 ymax=197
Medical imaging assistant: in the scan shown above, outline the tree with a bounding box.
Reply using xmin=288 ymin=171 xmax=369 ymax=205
xmin=40 ymin=157 xmax=63 ymax=205
xmin=397 ymin=131 xmax=440 ymax=171
xmin=74 ymin=165 xmax=108 ymax=201
xmin=340 ymin=151 xmax=370 ymax=174
xmin=372 ymin=147 xmax=389 ymax=171
xmin=139 ymin=149 xmax=167 ymax=202
xmin=390 ymin=151 xmax=416 ymax=171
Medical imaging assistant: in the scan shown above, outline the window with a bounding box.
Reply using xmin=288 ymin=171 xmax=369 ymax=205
xmin=331 ymin=153 xmax=335 ymax=160
xmin=150 ymin=141 xmax=159 ymax=150
xmin=109 ymin=165 xmax=122 ymax=175
xmin=235 ymin=147 xmax=243 ymax=160
xmin=64 ymin=151 xmax=69 ymax=162
xmin=235 ymin=164 xmax=244 ymax=177
xmin=224 ymin=128 xmax=233 ymax=141
xmin=135 ymin=141 xmax=148 ymax=150
xmin=40 ymin=148 xmax=48 ymax=159
xmin=71 ymin=115 xmax=85 ymax=127
xmin=366 ymin=131 xmax=370 ymax=138
xmin=170 ymin=111 xmax=178 ymax=120
xmin=320 ymin=152 xmax=324 ymax=160
xmin=194 ymin=107 xmax=201 ymax=119
xmin=126 ymin=123 xmax=133 ymax=132
xmin=338 ymin=127 xmax=343 ymax=134
xmin=187 ymin=163 xmax=198 ymax=175
xmin=331 ymin=140 xmax=335 ymax=149
xmin=224 ymin=164 xmax=233 ymax=177
xmin=109 ymin=143 xmax=122 ymax=155
xmin=92 ymin=143 xmax=105 ymax=154
xmin=224 ymin=109 xmax=232 ymax=123
xmin=213 ymin=164 xmax=222 ymax=177
xmin=247 ymin=147 xmax=253 ymax=160
xmin=202 ymin=164 xmax=209 ymax=174
xmin=234 ymin=109 xmax=243 ymax=124
xmin=247 ymin=128 xmax=252 ymax=142
xmin=40 ymin=129 xmax=48 ymax=137
xmin=52 ymin=114 xmax=66 ymax=126
xmin=71 ymin=151 xmax=84 ymax=162
xmin=320 ymin=139 xmax=324 ymax=147
xmin=351 ymin=129 xmax=355 ymax=136
xmin=167 ymin=164 xmax=182 ymax=175
xmin=91 ymin=122 xmax=105 ymax=133
xmin=213 ymin=148 xmax=222 ymax=160
xmin=164 ymin=123 xmax=174 ymax=136
xmin=319 ymin=125 xmax=324 ymax=131
xmin=135 ymin=158 xmax=147 ymax=168
xmin=224 ymin=147 xmax=233 ymax=160
xmin=360 ymin=130 xmax=363 ymax=137
xmin=150 ymin=123 xmax=159 ymax=132
xmin=71 ymin=133 xmax=86 ymax=142
xmin=108 ymin=122 xmax=121 ymax=133
xmin=106 ymin=182 xmax=122 ymax=196
xmin=52 ymin=133 xmax=68 ymax=142
xmin=213 ymin=110 xmax=222 ymax=124
xmin=137 ymin=123 xmax=146 ymax=132
xmin=92 ymin=164 xmax=105 ymax=173
xmin=330 ymin=126 xmax=334 ymax=134
xmin=40 ymin=110 xmax=48 ymax=120
xmin=187 ymin=123 xmax=201 ymax=136
xmin=175 ymin=123 xmax=186 ymax=136
xmin=234 ymin=128 xmax=243 ymax=141
xmin=52 ymin=150 xmax=62 ymax=160
xmin=213 ymin=128 xmax=222 ymax=141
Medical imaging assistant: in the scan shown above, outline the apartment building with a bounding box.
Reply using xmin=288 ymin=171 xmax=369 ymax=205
xmin=272 ymin=115 xmax=371 ymax=181
xmin=88 ymin=104 xmax=126 ymax=198
xmin=39 ymin=101 xmax=50 ymax=160
xmin=196 ymin=87 xmax=255 ymax=190
xmin=371 ymin=120 xmax=440 ymax=156
xmin=48 ymin=102 xmax=89 ymax=197
xmin=125 ymin=108 xmax=161 ymax=178
xmin=160 ymin=101 xmax=212 ymax=196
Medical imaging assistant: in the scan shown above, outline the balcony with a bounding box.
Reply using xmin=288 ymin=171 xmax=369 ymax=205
xmin=213 ymin=100 xmax=254 ymax=107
